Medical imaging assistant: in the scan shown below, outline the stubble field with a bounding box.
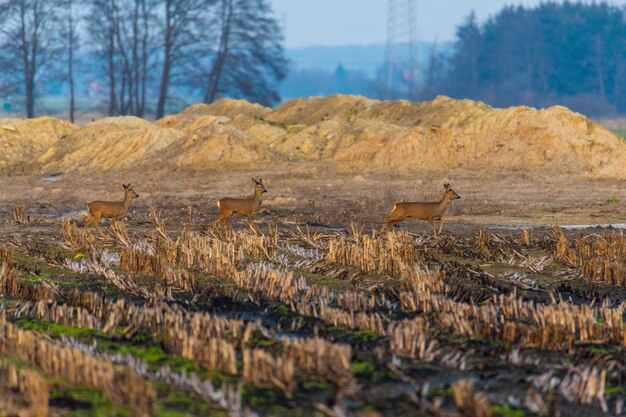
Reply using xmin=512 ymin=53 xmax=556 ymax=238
xmin=0 ymin=168 xmax=624 ymax=417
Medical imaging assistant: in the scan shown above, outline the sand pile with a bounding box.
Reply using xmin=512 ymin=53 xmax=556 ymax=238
xmin=156 ymin=99 xmax=271 ymax=132
xmin=38 ymin=116 xmax=184 ymax=173
xmin=0 ymin=117 xmax=78 ymax=173
xmin=258 ymin=94 xmax=626 ymax=177
xmin=265 ymin=94 xmax=492 ymax=128
xmin=266 ymin=95 xmax=378 ymax=126
xmin=152 ymin=123 xmax=279 ymax=171
xmin=5 ymin=94 xmax=626 ymax=178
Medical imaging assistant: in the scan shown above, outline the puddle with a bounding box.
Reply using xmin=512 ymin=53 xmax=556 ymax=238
xmin=560 ymin=223 xmax=626 ymax=230
xmin=61 ymin=210 xmax=86 ymax=216
xmin=487 ymin=225 xmax=530 ymax=231
xmin=304 ymin=223 xmax=346 ymax=233
xmin=488 ymin=223 xmax=626 ymax=231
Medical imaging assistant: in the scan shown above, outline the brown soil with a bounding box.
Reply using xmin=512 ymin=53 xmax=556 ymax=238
xmin=2 ymin=167 xmax=623 ymax=235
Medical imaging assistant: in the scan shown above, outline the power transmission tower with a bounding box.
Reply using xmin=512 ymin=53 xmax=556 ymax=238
xmin=385 ymin=0 xmax=418 ymax=99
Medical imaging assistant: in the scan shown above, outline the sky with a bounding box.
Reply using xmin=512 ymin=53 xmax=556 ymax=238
xmin=271 ymin=0 xmax=626 ymax=48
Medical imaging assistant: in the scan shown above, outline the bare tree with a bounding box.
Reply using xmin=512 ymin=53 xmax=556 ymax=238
xmin=60 ymin=0 xmax=80 ymax=123
xmin=113 ymin=0 xmax=153 ymax=116
xmin=155 ymin=0 xmax=210 ymax=119
xmin=0 ymin=0 xmax=60 ymax=118
xmin=88 ymin=0 xmax=153 ymax=116
xmin=88 ymin=0 xmax=118 ymax=115
xmin=202 ymin=0 xmax=287 ymax=106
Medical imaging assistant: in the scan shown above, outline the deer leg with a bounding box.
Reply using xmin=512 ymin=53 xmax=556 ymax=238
xmin=212 ymin=213 xmax=227 ymax=230
xmin=85 ymin=209 xmax=97 ymax=230
xmin=438 ymin=218 xmax=445 ymax=235
xmin=218 ymin=212 xmax=232 ymax=230
xmin=93 ymin=214 xmax=102 ymax=231
xmin=384 ymin=215 xmax=402 ymax=228
xmin=429 ymin=219 xmax=437 ymax=238
xmin=385 ymin=219 xmax=400 ymax=228
xmin=247 ymin=215 xmax=259 ymax=234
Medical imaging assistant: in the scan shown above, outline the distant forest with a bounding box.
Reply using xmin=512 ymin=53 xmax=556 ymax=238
xmin=284 ymin=2 xmax=626 ymax=118
xmin=435 ymin=1 xmax=626 ymax=116
xmin=1 ymin=1 xmax=626 ymax=118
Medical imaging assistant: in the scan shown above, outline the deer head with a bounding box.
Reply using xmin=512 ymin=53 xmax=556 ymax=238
xmin=252 ymin=178 xmax=267 ymax=195
xmin=123 ymin=183 xmax=140 ymax=199
xmin=443 ymin=183 xmax=460 ymax=200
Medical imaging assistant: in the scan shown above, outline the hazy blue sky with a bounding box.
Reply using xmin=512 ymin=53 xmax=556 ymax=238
xmin=271 ymin=0 xmax=626 ymax=47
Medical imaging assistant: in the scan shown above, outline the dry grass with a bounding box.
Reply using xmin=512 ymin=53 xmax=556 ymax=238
xmin=243 ymin=348 xmax=295 ymax=395
xmin=552 ymin=228 xmax=626 ymax=285
xmin=0 ymin=315 xmax=154 ymax=416
xmin=12 ymin=206 xmax=28 ymax=224
xmin=0 ymin=359 xmax=49 ymax=417
xmin=61 ymin=220 xmax=94 ymax=251
xmin=451 ymin=379 xmax=493 ymax=417
xmin=281 ymin=336 xmax=354 ymax=390
xmin=327 ymin=228 xmax=424 ymax=276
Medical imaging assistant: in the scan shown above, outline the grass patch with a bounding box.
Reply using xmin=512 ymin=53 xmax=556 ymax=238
xmin=51 ymin=386 xmax=133 ymax=417
xmin=491 ymin=404 xmax=526 ymax=417
xmin=605 ymin=385 xmax=626 ymax=395
xmin=154 ymin=382 xmax=228 ymax=417
xmin=15 ymin=318 xmax=102 ymax=339
xmin=327 ymin=326 xmax=383 ymax=344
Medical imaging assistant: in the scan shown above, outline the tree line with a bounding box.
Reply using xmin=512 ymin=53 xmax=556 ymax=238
xmin=419 ymin=1 xmax=626 ymax=116
xmin=0 ymin=0 xmax=286 ymax=120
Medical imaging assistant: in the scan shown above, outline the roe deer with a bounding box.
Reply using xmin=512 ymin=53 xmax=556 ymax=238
xmin=384 ymin=183 xmax=460 ymax=237
xmin=212 ymin=178 xmax=267 ymax=233
xmin=85 ymin=183 xmax=139 ymax=230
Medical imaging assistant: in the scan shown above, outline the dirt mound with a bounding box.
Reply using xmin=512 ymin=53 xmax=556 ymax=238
xmin=267 ymin=94 xmax=379 ymax=126
xmin=260 ymin=94 xmax=626 ymax=177
xmin=39 ymin=116 xmax=184 ymax=173
xmin=156 ymin=113 xmax=231 ymax=132
xmin=3 ymin=94 xmax=624 ymax=178
xmin=0 ymin=117 xmax=78 ymax=173
xmin=196 ymin=98 xmax=272 ymax=119
xmin=365 ymin=95 xmax=493 ymax=127
xmin=265 ymin=95 xmax=492 ymax=128
xmin=156 ymin=98 xmax=271 ymax=133
xmin=154 ymin=124 xmax=279 ymax=172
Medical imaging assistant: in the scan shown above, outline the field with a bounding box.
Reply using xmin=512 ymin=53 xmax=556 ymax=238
xmin=0 ymin=169 xmax=624 ymax=417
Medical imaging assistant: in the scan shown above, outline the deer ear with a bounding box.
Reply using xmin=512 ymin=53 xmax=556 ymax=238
xmin=258 ymin=177 xmax=263 ymax=184
xmin=251 ymin=178 xmax=258 ymax=184
xmin=122 ymin=183 xmax=128 ymax=189
xmin=444 ymin=183 xmax=450 ymax=189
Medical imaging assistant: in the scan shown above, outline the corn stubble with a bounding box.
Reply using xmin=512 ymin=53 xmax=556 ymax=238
xmin=0 ymin=218 xmax=623 ymax=416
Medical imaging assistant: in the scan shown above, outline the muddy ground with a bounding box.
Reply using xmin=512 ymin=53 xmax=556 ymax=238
xmin=2 ymin=166 xmax=625 ymax=229
xmin=0 ymin=167 xmax=624 ymax=417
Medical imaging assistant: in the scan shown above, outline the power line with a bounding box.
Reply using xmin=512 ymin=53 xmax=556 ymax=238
xmin=385 ymin=0 xmax=418 ymax=99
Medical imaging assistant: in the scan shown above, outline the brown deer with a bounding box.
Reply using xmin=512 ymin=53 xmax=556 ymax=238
xmin=212 ymin=178 xmax=267 ymax=232
xmin=383 ymin=183 xmax=461 ymax=237
xmin=84 ymin=183 xmax=139 ymax=230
